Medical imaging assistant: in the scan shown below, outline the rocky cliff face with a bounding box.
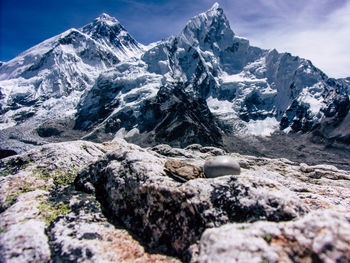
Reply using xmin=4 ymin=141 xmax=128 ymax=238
xmin=1 ymin=139 xmax=350 ymax=262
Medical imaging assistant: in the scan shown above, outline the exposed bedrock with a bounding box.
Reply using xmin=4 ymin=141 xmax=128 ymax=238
xmin=1 ymin=139 xmax=350 ymax=262
xmin=75 ymin=140 xmax=310 ymax=260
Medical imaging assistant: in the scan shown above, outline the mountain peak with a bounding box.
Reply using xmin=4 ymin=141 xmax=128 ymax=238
xmin=205 ymin=2 xmax=224 ymax=18
xmin=95 ymin=13 xmax=120 ymax=26
xmin=81 ymin=12 xmax=143 ymax=61
xmin=179 ymin=3 xmax=233 ymax=48
xmin=209 ymin=2 xmax=221 ymax=12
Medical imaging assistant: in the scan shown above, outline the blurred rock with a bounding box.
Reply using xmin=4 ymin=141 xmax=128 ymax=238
xmin=204 ymin=156 xmax=240 ymax=178
xmin=195 ymin=210 xmax=350 ymax=263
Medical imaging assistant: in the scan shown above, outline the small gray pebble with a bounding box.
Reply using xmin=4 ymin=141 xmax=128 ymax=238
xmin=204 ymin=156 xmax=241 ymax=178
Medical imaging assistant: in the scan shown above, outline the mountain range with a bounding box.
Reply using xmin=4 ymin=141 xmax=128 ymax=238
xmin=1 ymin=3 xmax=349 ymax=168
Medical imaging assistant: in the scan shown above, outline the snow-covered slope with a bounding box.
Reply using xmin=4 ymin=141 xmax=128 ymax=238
xmin=0 ymin=3 xmax=349 ymax=154
xmin=78 ymin=3 xmax=349 ymax=141
xmin=142 ymin=4 xmax=348 ymax=136
xmin=0 ymin=14 xmax=143 ymax=130
xmin=81 ymin=13 xmax=144 ymax=60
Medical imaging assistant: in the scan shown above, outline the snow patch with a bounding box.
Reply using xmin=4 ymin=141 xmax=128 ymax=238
xmin=0 ymin=118 xmax=16 ymax=130
xmin=96 ymin=13 xmax=120 ymax=26
xmin=113 ymin=127 xmax=140 ymax=140
xmin=220 ymin=72 xmax=266 ymax=84
xmin=298 ymin=83 xmax=324 ymax=114
xmin=246 ymin=117 xmax=280 ymax=136
xmin=207 ymin=96 xmax=236 ymax=119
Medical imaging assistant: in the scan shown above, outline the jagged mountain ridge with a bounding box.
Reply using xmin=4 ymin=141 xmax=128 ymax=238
xmin=74 ymin=3 xmax=350 ymax=143
xmin=0 ymin=3 xmax=349 ymax=158
xmin=0 ymin=13 xmax=143 ymax=129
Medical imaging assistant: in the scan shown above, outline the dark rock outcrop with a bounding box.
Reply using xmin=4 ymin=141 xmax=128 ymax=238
xmin=138 ymin=84 xmax=223 ymax=147
xmin=0 ymin=149 xmax=17 ymax=160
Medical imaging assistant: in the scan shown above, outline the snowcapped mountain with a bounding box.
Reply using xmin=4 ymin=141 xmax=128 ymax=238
xmin=81 ymin=13 xmax=144 ymax=60
xmin=0 ymin=3 xmax=349 ymax=155
xmin=144 ymin=4 xmax=348 ymax=136
xmin=0 ymin=14 xmax=143 ymax=130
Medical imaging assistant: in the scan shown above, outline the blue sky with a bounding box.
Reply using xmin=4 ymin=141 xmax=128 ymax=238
xmin=1 ymin=0 xmax=349 ymax=77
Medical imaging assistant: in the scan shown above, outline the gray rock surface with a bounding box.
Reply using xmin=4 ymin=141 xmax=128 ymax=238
xmin=0 ymin=140 xmax=179 ymax=263
xmin=1 ymin=139 xmax=350 ymax=262
xmin=204 ymin=156 xmax=240 ymax=178
xmin=75 ymin=140 xmax=307 ymax=258
xmin=195 ymin=210 xmax=350 ymax=263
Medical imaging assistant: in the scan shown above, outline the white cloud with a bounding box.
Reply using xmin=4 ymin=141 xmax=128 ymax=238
xmin=235 ymin=1 xmax=350 ymax=78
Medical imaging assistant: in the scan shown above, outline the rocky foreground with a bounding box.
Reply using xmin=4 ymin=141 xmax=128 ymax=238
xmin=0 ymin=139 xmax=350 ymax=262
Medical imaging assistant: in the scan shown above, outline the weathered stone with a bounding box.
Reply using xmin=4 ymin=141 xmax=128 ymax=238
xmin=0 ymin=191 xmax=51 ymax=263
xmin=151 ymin=144 xmax=193 ymax=158
xmin=76 ymin=140 xmax=308 ymax=260
xmin=48 ymin=192 xmax=180 ymax=263
xmin=0 ymin=140 xmax=107 ymax=211
xmin=194 ymin=210 xmax=350 ymax=263
xmin=0 ymin=140 xmax=180 ymax=263
xmin=204 ymin=156 xmax=241 ymax=178
xmin=184 ymin=144 xmax=226 ymax=156
xmin=164 ymin=159 xmax=205 ymax=182
xmin=151 ymin=144 xmax=226 ymax=160
xmin=1 ymin=139 xmax=350 ymax=262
